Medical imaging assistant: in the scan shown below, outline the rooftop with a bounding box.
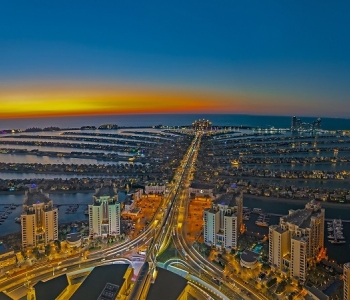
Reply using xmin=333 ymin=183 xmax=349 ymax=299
xmin=94 ymin=186 xmax=118 ymax=198
xmin=204 ymin=208 xmax=219 ymax=214
xmin=282 ymin=209 xmax=312 ymax=227
xmin=97 ymin=283 xmax=119 ymax=300
xmin=66 ymin=233 xmax=82 ymax=243
xmin=213 ymin=192 xmax=237 ymax=208
xmin=34 ymin=275 xmax=68 ymax=300
xmin=0 ymin=293 xmax=12 ymax=300
xmin=240 ymin=249 xmax=259 ymax=263
xmin=147 ymin=268 xmax=187 ymax=300
xmin=25 ymin=190 xmax=51 ymax=206
xmin=71 ymin=264 xmax=128 ymax=300
xmin=281 ymin=201 xmax=323 ymax=229
xmin=305 ymin=286 xmax=329 ymax=300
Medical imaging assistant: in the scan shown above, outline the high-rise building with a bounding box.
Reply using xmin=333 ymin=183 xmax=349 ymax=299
xmin=223 ymin=212 xmax=238 ymax=248
xmin=192 ymin=119 xmax=212 ymax=132
xmin=344 ymin=263 xmax=350 ymax=300
xmin=89 ymin=184 xmax=120 ymax=238
xmin=203 ymin=209 xmax=220 ymax=245
xmin=235 ymin=192 xmax=243 ymax=232
xmin=269 ymin=200 xmax=325 ymax=284
xmin=291 ymin=116 xmax=321 ymax=132
xmin=291 ymin=116 xmax=297 ymax=132
xmin=21 ymin=186 xmax=58 ymax=249
xmin=203 ymin=191 xmax=242 ymax=249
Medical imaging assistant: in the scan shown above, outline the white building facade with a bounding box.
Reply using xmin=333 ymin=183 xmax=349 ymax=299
xmin=89 ymin=185 xmax=120 ymax=238
xmin=203 ymin=209 xmax=220 ymax=245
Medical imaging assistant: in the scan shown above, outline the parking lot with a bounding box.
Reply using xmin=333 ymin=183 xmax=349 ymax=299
xmin=122 ymin=194 xmax=163 ymax=239
xmin=185 ymin=197 xmax=211 ymax=243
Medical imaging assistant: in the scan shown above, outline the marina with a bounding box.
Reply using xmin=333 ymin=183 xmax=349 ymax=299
xmin=327 ymin=219 xmax=346 ymax=245
xmin=255 ymin=213 xmax=269 ymax=227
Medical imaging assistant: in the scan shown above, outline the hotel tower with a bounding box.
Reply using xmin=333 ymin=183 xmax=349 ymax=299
xmin=89 ymin=184 xmax=120 ymax=238
xmin=21 ymin=186 xmax=58 ymax=248
xmin=268 ymin=200 xmax=325 ymax=284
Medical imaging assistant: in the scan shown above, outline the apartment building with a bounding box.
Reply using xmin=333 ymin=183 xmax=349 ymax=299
xmin=203 ymin=191 xmax=242 ymax=249
xmin=269 ymin=200 xmax=325 ymax=283
xmin=21 ymin=186 xmax=58 ymax=248
xmin=89 ymin=185 xmax=120 ymax=238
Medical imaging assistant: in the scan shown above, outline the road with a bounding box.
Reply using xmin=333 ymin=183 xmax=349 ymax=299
xmin=1 ymin=131 xmax=268 ymax=300
xmin=170 ymin=133 xmax=269 ymax=300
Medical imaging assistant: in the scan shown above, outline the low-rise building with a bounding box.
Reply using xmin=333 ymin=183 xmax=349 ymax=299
xmin=240 ymin=249 xmax=259 ymax=269
xmin=145 ymin=183 xmax=165 ymax=194
xmin=189 ymin=182 xmax=214 ymax=199
xmin=66 ymin=233 xmax=82 ymax=248
xmin=0 ymin=247 xmax=16 ymax=268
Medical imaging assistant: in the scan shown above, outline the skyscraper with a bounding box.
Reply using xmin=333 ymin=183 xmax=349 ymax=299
xmin=203 ymin=192 xmax=241 ymax=249
xmin=89 ymin=184 xmax=120 ymax=238
xmin=235 ymin=192 xmax=243 ymax=232
xmin=203 ymin=209 xmax=220 ymax=245
xmin=269 ymin=200 xmax=325 ymax=283
xmin=21 ymin=186 xmax=58 ymax=249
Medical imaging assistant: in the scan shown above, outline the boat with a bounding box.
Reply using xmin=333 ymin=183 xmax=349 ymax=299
xmin=330 ymin=240 xmax=346 ymax=244
xmin=252 ymin=208 xmax=262 ymax=213
xmin=231 ymin=160 xmax=239 ymax=165
xmin=255 ymin=221 xmax=269 ymax=227
xmin=328 ymin=235 xmax=334 ymax=239
xmin=15 ymin=217 xmax=21 ymax=224
xmin=328 ymin=227 xmax=333 ymax=231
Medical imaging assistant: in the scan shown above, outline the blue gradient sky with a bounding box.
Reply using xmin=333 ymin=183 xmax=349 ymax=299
xmin=0 ymin=1 xmax=349 ymax=117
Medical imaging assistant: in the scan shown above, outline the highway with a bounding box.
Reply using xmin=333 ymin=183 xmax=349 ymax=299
xmin=170 ymin=134 xmax=269 ymax=300
xmin=1 ymin=131 xmax=268 ymax=300
xmin=128 ymin=133 xmax=201 ymax=299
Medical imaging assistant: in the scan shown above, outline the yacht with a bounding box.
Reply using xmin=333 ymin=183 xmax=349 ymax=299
xmin=330 ymin=240 xmax=346 ymax=244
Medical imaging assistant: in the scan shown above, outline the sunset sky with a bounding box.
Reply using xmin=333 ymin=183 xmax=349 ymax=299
xmin=0 ymin=1 xmax=349 ymax=118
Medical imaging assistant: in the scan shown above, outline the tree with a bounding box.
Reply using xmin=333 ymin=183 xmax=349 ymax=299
xmin=45 ymin=244 xmax=51 ymax=256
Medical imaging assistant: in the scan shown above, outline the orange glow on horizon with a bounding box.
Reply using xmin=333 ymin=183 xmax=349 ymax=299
xmin=0 ymin=82 xmax=311 ymax=118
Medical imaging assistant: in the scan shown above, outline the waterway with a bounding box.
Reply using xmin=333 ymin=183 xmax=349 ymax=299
xmin=245 ymin=178 xmax=350 ymax=189
xmin=0 ymin=153 xmax=137 ymax=165
xmin=244 ymin=151 xmax=350 ymax=157
xmin=0 ymin=144 xmax=127 ymax=154
xmin=243 ymin=195 xmax=350 ymax=264
xmin=0 ymin=173 xmax=137 ymax=180
xmin=1 ymin=114 xmax=350 ymax=131
xmin=243 ymin=162 xmax=350 ymax=171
